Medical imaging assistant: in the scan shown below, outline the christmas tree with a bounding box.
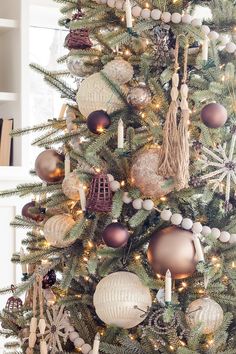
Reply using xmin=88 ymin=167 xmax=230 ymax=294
xmin=1 ymin=0 xmax=236 ymax=353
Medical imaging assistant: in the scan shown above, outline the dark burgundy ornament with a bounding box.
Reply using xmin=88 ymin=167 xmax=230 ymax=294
xmin=42 ymin=270 xmax=56 ymax=289
xmin=87 ymin=110 xmax=111 ymax=134
xmin=201 ymin=103 xmax=228 ymax=129
xmin=86 ymin=173 xmax=112 ymax=212
xmin=35 ymin=149 xmax=65 ymax=183
xmin=5 ymin=285 xmax=23 ymax=312
xmin=65 ymin=11 xmax=92 ymax=50
xmin=22 ymin=201 xmax=45 ymax=222
xmin=102 ymin=222 xmax=129 ymax=248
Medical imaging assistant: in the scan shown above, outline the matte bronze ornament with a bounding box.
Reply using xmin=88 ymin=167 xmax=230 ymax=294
xmin=201 ymin=103 xmax=228 ymax=128
xmin=87 ymin=110 xmax=111 ymax=134
xmin=102 ymin=222 xmax=129 ymax=248
xmin=22 ymin=201 xmax=45 ymax=222
xmin=147 ymin=226 xmax=197 ymax=279
xmin=35 ymin=149 xmax=65 ymax=183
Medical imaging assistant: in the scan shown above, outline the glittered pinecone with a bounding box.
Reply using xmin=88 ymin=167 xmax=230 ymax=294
xmin=150 ymin=24 xmax=175 ymax=69
xmin=189 ymin=176 xmax=206 ymax=188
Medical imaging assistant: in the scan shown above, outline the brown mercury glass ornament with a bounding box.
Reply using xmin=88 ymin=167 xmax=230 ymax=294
xmin=102 ymin=222 xmax=129 ymax=248
xmin=22 ymin=201 xmax=45 ymax=222
xmin=201 ymin=103 xmax=228 ymax=129
xmin=35 ymin=149 xmax=65 ymax=183
xmin=147 ymin=226 xmax=197 ymax=279
xmin=87 ymin=110 xmax=111 ymax=134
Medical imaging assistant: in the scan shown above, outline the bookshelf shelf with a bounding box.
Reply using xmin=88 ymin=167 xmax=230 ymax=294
xmin=0 ymin=92 xmax=17 ymax=102
xmin=0 ymin=18 xmax=18 ymax=33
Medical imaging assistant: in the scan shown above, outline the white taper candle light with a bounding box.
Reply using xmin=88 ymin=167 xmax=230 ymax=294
xmin=92 ymin=332 xmax=100 ymax=354
xmin=20 ymin=247 xmax=27 ymax=274
xmin=65 ymin=153 xmax=71 ymax=176
xmin=165 ymin=269 xmax=172 ymax=303
xmin=202 ymin=35 xmax=209 ymax=61
xmin=79 ymin=184 xmax=87 ymax=211
xmin=118 ymin=119 xmax=124 ymax=148
xmin=125 ymin=0 xmax=133 ymax=28
xmin=193 ymin=234 xmax=205 ymax=262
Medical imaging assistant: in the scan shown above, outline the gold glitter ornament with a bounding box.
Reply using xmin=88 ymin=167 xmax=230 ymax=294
xmin=62 ymin=170 xmax=82 ymax=201
xmin=103 ymin=57 xmax=134 ymax=84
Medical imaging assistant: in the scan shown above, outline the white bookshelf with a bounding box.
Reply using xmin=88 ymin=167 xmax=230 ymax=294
xmin=0 ymin=18 xmax=18 ymax=32
xmin=0 ymin=92 xmax=17 ymax=102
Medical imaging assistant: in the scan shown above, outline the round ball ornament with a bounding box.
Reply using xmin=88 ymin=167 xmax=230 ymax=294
xmin=201 ymin=103 xmax=228 ymax=129
xmin=147 ymin=226 xmax=197 ymax=279
xmin=102 ymin=222 xmax=129 ymax=248
xmin=103 ymin=58 xmax=134 ymax=85
xmin=186 ymin=297 xmax=223 ymax=334
xmin=87 ymin=110 xmax=111 ymax=134
xmin=43 ymin=214 xmax=76 ymax=248
xmin=127 ymin=82 xmax=151 ymax=109
xmin=62 ymin=170 xmax=82 ymax=201
xmin=131 ymin=148 xmax=174 ymax=199
xmin=66 ymin=56 xmax=94 ymax=77
xmin=76 ymin=72 xmax=126 ymax=117
xmin=42 ymin=269 xmax=56 ymax=289
xmin=22 ymin=201 xmax=45 ymax=222
xmin=93 ymin=272 xmax=152 ymax=329
xmin=35 ymin=149 xmax=65 ymax=183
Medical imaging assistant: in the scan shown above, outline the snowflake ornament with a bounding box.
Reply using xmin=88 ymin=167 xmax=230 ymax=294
xmin=44 ymin=305 xmax=69 ymax=354
xmin=199 ymin=133 xmax=236 ymax=209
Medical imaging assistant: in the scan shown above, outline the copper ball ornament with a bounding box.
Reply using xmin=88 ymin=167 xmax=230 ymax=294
xmin=102 ymin=222 xmax=129 ymax=248
xmin=147 ymin=226 xmax=197 ymax=279
xmin=35 ymin=149 xmax=65 ymax=183
xmin=131 ymin=148 xmax=174 ymax=199
xmin=87 ymin=110 xmax=111 ymax=134
xmin=127 ymin=83 xmax=151 ymax=109
xmin=42 ymin=269 xmax=56 ymax=289
xmin=22 ymin=201 xmax=45 ymax=222
xmin=201 ymin=103 xmax=228 ymax=128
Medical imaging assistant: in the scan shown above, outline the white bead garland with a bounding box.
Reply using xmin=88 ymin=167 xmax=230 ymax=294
xmin=160 ymin=209 xmax=172 ymax=221
xmin=181 ymin=14 xmax=192 ymax=24
xmin=141 ymin=8 xmax=151 ymax=19
xmin=110 ymin=180 xmax=121 ymax=192
xmin=202 ymin=226 xmax=211 ymax=236
xmin=122 ymin=192 xmax=132 ymax=204
xmin=132 ymin=198 xmax=143 ymax=210
xmin=171 ymin=213 xmax=183 ymax=225
xmin=192 ymin=222 xmax=203 ymax=234
xmin=230 ymin=234 xmax=236 ymax=244
xmin=132 ymin=5 xmax=142 ymax=18
xmin=171 ymin=13 xmax=182 ymax=24
xmin=181 ymin=218 xmax=193 ymax=230
xmin=211 ymin=228 xmax=221 ymax=239
xmin=151 ymin=9 xmax=161 ymax=20
xmin=219 ymin=231 xmax=231 ymax=243
xmin=142 ymin=199 xmax=154 ymax=211
xmin=161 ymin=12 xmax=171 ymax=23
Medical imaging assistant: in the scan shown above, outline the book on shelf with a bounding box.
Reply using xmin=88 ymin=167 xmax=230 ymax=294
xmin=0 ymin=118 xmax=13 ymax=166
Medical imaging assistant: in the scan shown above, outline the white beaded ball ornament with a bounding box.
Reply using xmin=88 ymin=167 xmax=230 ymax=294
xmin=103 ymin=58 xmax=134 ymax=85
xmin=62 ymin=171 xmax=82 ymax=201
xmin=93 ymin=272 xmax=152 ymax=329
xmin=43 ymin=214 xmax=76 ymax=248
xmin=186 ymin=297 xmax=223 ymax=334
xmin=76 ymin=73 xmax=126 ymax=117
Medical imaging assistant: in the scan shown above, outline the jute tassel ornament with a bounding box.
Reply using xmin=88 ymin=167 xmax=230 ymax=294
xmin=158 ymin=41 xmax=180 ymax=177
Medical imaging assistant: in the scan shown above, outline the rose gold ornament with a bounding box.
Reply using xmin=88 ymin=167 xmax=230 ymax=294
xmin=127 ymin=82 xmax=151 ymax=109
xmin=35 ymin=149 xmax=65 ymax=183
xmin=131 ymin=148 xmax=174 ymax=199
xmin=102 ymin=222 xmax=129 ymax=248
xmin=147 ymin=226 xmax=197 ymax=279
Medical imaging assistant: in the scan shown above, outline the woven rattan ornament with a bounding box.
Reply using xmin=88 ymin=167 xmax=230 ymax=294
xmin=62 ymin=171 xmax=82 ymax=201
xmin=103 ymin=57 xmax=134 ymax=84
xmin=5 ymin=285 xmax=23 ymax=312
xmin=158 ymin=38 xmax=190 ymax=190
xmin=43 ymin=214 xmax=76 ymax=248
xmin=93 ymin=272 xmax=152 ymax=329
xmin=131 ymin=147 xmax=174 ymax=199
xmin=86 ymin=173 xmax=112 ymax=212
xmin=76 ymin=72 xmax=126 ymax=117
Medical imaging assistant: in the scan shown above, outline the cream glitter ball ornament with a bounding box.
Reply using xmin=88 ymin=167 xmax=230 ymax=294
xmin=186 ymin=297 xmax=223 ymax=334
xmin=62 ymin=170 xmax=82 ymax=201
xmin=93 ymin=272 xmax=152 ymax=329
xmin=103 ymin=58 xmax=134 ymax=85
xmin=44 ymin=214 xmax=76 ymax=248
xmin=131 ymin=148 xmax=174 ymax=198
xmin=76 ymin=72 xmax=126 ymax=117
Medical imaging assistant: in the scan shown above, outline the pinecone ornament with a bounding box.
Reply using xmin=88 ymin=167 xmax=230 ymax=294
xmin=150 ymin=24 xmax=175 ymax=69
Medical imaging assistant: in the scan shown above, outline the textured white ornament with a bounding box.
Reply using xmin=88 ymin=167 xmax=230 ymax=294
xmin=181 ymin=14 xmax=192 ymax=24
xmin=122 ymin=192 xmax=132 ymax=204
xmin=191 ymin=18 xmax=202 ymax=27
xmin=132 ymin=5 xmax=142 ymax=17
xmin=69 ymin=332 xmax=80 ymax=342
xmin=208 ymin=31 xmax=219 ymax=40
xmin=103 ymin=58 xmax=133 ymax=84
xmin=186 ymin=297 xmax=223 ymax=334
xmin=93 ymin=272 xmax=152 ymax=329
xmin=230 ymin=234 xmax=236 ymax=244
xmin=141 ymin=8 xmax=151 ymax=19
xmin=225 ymin=42 xmax=236 ymax=53
xmin=171 ymin=13 xmax=181 ymax=23
xmin=132 ymin=198 xmax=143 ymax=210
xmin=81 ymin=344 xmax=92 ymax=354
xmin=62 ymin=171 xmax=82 ymax=201
xmin=107 ymin=174 xmax=114 ymax=182
xmin=151 ymin=9 xmax=162 ymax=20
xmin=161 ymin=12 xmax=171 ymax=23
xmin=219 ymin=231 xmax=230 ymax=243
xmin=143 ymin=199 xmax=154 ymax=211
xmin=160 ymin=209 xmax=172 ymax=221
xmin=110 ymin=180 xmax=121 ymax=192
xmin=182 ymin=218 xmax=193 ymax=230
xmin=107 ymin=0 xmax=116 ymax=7
xmin=201 ymin=25 xmax=210 ymax=35
xmin=171 ymin=213 xmax=183 ymax=225
xmin=192 ymin=222 xmax=203 ymax=234
xmin=211 ymin=228 xmax=221 ymax=239
xmin=115 ymin=0 xmax=124 ymax=10
xmin=44 ymin=214 xmax=76 ymax=248
xmin=74 ymin=338 xmax=85 ymax=348
xmin=76 ymin=73 xmax=126 ymax=117
xmin=202 ymin=226 xmax=211 ymax=236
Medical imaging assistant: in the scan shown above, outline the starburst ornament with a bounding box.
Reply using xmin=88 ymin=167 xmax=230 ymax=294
xmin=44 ymin=305 xmax=69 ymax=354
xmin=199 ymin=133 xmax=236 ymax=209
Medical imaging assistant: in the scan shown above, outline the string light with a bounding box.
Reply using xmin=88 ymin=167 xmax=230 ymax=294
xmin=169 ymin=345 xmax=175 ymax=351
xmin=87 ymin=241 xmax=94 ymax=249
xmin=160 ymin=196 xmax=167 ymax=202
xmin=121 ymin=180 xmax=125 ymax=187
xmin=135 ymin=254 xmax=141 ymax=260
xmin=83 ymin=256 xmax=88 ymax=262
xmin=232 ymin=261 xmax=236 ymax=268
xmin=145 ymin=2 xmax=150 ymax=8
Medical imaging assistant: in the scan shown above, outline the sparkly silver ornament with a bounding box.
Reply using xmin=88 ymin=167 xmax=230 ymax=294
xmin=66 ymin=56 xmax=95 ymax=77
xmin=127 ymin=82 xmax=151 ymax=109
xmin=103 ymin=57 xmax=134 ymax=84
